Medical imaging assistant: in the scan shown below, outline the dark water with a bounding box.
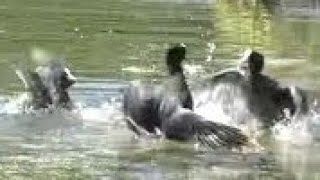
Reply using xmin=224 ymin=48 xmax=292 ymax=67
xmin=1 ymin=0 xmax=320 ymax=179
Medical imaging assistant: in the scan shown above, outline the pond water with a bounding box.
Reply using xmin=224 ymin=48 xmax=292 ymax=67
xmin=1 ymin=0 xmax=320 ymax=179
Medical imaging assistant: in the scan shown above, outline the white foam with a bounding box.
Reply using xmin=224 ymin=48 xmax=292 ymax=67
xmin=2 ymin=78 xmax=320 ymax=148
xmin=121 ymin=66 xmax=156 ymax=73
xmin=193 ymin=82 xmax=320 ymax=147
xmin=272 ymin=117 xmax=313 ymax=146
xmin=183 ymin=64 xmax=205 ymax=76
xmin=0 ymin=93 xmax=29 ymax=115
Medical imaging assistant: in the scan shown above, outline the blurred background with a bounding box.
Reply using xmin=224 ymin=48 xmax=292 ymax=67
xmin=1 ymin=0 xmax=320 ymax=92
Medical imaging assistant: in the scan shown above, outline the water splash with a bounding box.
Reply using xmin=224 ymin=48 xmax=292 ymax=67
xmin=31 ymin=47 xmax=56 ymax=66
xmin=0 ymin=78 xmax=127 ymax=132
xmin=272 ymin=118 xmax=313 ymax=146
xmin=0 ymin=93 xmax=29 ymax=115
xmin=271 ymin=100 xmax=320 ymax=146
xmin=206 ymin=42 xmax=216 ymax=62
xmin=183 ymin=64 xmax=205 ymax=77
xmin=193 ymin=82 xmax=320 ymax=147
xmin=2 ymin=76 xmax=320 ymax=149
xmin=77 ymin=98 xmax=123 ymax=123
xmin=121 ymin=66 xmax=157 ymax=74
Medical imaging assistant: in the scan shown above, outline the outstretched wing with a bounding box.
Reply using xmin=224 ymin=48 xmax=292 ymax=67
xmin=193 ymin=120 xmax=248 ymax=149
xmin=164 ymin=112 xmax=248 ymax=149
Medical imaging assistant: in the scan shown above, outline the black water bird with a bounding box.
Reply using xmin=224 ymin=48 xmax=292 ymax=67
xmin=123 ymin=84 xmax=248 ymax=149
xmin=15 ymin=61 xmax=76 ymax=111
xmin=210 ymin=49 xmax=309 ymax=127
xmin=123 ymin=45 xmax=248 ymax=149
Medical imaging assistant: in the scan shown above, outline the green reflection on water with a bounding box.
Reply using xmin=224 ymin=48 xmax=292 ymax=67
xmin=213 ymin=0 xmax=272 ymax=53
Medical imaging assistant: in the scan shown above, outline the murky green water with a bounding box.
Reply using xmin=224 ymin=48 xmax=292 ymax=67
xmin=1 ymin=0 xmax=320 ymax=179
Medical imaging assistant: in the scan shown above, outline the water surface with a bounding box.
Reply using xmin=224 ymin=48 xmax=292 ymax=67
xmin=1 ymin=0 xmax=320 ymax=179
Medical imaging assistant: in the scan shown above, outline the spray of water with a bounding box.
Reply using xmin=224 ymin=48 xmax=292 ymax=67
xmin=271 ymin=99 xmax=320 ymax=146
xmin=193 ymin=80 xmax=320 ymax=147
xmin=30 ymin=47 xmax=62 ymax=66
xmin=3 ymin=76 xmax=320 ymax=146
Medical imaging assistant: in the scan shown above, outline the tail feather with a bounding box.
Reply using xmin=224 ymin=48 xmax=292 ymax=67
xmin=194 ymin=121 xmax=248 ymax=149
